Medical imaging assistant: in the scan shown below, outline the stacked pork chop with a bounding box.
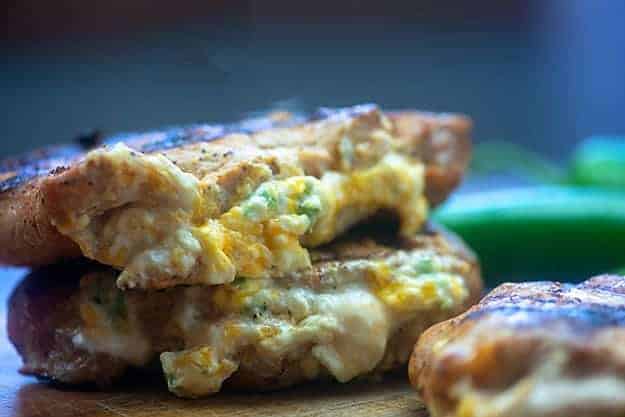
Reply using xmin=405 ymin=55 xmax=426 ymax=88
xmin=2 ymin=104 xmax=481 ymax=397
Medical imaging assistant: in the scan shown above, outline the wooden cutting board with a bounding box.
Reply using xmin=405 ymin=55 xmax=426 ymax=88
xmin=0 ymin=267 xmax=427 ymax=417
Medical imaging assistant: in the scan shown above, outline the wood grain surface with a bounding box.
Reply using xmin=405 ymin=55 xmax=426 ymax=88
xmin=0 ymin=267 xmax=426 ymax=417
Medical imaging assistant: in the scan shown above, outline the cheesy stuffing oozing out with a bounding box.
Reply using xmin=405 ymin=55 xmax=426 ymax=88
xmin=74 ymin=248 xmax=471 ymax=397
xmin=52 ymin=141 xmax=428 ymax=289
xmin=48 ymin=122 xmax=463 ymax=397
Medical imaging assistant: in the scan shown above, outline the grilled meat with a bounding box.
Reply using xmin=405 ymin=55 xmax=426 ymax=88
xmin=410 ymin=275 xmax=625 ymax=417
xmin=0 ymin=105 xmax=471 ymax=293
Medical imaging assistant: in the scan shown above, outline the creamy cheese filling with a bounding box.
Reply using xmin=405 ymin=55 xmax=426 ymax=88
xmin=74 ymin=272 xmax=151 ymax=364
xmin=449 ymin=348 xmax=625 ymax=417
xmin=74 ymin=249 xmax=470 ymax=398
xmin=53 ymin=144 xmax=428 ymax=289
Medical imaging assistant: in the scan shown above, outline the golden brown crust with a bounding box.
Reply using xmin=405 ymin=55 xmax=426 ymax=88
xmin=409 ymin=275 xmax=625 ymax=417
xmin=0 ymin=105 xmax=472 ymax=267
xmin=0 ymin=180 xmax=81 ymax=265
xmin=390 ymin=111 xmax=472 ymax=207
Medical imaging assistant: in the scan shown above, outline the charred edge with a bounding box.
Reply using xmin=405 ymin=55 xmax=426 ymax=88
xmin=0 ymin=172 xmax=37 ymax=193
xmin=0 ymin=105 xmax=371 ymax=193
xmin=129 ymin=125 xmax=226 ymax=154
xmin=0 ymin=145 xmax=84 ymax=173
xmin=311 ymin=103 xmax=378 ymax=121
xmin=0 ymin=143 xmax=87 ymax=192
xmin=75 ymin=130 xmax=104 ymax=150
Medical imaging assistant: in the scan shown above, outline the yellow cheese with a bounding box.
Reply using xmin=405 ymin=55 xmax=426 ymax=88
xmin=56 ymin=144 xmax=428 ymax=289
xmin=161 ymin=347 xmax=238 ymax=398
xmin=75 ymin=246 xmax=470 ymax=398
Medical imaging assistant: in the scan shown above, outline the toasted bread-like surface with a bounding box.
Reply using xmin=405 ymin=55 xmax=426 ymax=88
xmin=0 ymin=105 xmax=471 ymax=267
xmin=410 ymin=275 xmax=625 ymax=417
xmin=9 ymin=224 xmax=481 ymax=397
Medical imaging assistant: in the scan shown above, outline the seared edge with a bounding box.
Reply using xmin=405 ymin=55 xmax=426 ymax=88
xmin=0 ymin=105 xmax=471 ymax=267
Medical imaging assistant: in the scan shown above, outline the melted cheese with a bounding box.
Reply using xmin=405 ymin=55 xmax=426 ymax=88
xmin=307 ymin=153 xmax=428 ymax=245
xmin=309 ymin=289 xmax=390 ymax=382
xmin=73 ymin=272 xmax=151 ymax=364
xmin=74 ymin=248 xmax=470 ymax=397
xmin=452 ymin=353 xmax=625 ymax=417
xmin=54 ymin=144 xmax=428 ymax=289
xmin=161 ymin=347 xmax=238 ymax=398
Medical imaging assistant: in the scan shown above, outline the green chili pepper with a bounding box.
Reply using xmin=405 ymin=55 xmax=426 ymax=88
xmin=433 ymin=186 xmax=625 ymax=284
xmin=472 ymin=136 xmax=625 ymax=189
xmin=470 ymin=142 xmax=565 ymax=184
xmin=570 ymin=136 xmax=625 ymax=188
xmin=613 ymin=266 xmax=625 ymax=276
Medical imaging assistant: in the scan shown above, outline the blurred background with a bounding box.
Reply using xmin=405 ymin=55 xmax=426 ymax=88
xmin=2 ymin=0 xmax=624 ymax=159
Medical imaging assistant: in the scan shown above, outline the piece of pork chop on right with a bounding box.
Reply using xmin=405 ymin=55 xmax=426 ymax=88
xmin=410 ymin=275 xmax=625 ymax=417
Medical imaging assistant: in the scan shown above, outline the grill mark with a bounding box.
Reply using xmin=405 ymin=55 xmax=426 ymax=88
xmin=465 ymin=304 xmax=625 ymax=329
xmin=0 ymin=145 xmax=82 ymax=172
xmin=479 ymin=292 xmax=570 ymax=306
xmin=0 ymin=104 xmax=376 ymax=193
xmin=465 ymin=277 xmax=625 ymax=331
xmin=481 ymin=280 xmax=625 ymax=307
xmin=125 ymin=125 xmax=226 ymax=154
xmin=75 ymin=130 xmax=103 ymax=149
xmin=0 ymin=172 xmax=36 ymax=193
xmin=580 ymin=276 xmax=625 ymax=295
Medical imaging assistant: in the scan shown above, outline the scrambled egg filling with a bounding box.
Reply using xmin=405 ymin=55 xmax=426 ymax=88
xmin=367 ymin=252 xmax=469 ymax=312
xmin=54 ymin=144 xmax=428 ymax=289
xmin=192 ymin=176 xmax=327 ymax=283
xmin=75 ymin=250 xmax=469 ymax=398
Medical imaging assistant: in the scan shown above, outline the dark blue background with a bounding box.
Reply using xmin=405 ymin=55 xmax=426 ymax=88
xmin=2 ymin=1 xmax=624 ymax=159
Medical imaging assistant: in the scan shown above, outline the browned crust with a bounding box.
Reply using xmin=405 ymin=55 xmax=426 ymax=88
xmin=6 ymin=261 xmax=128 ymax=385
xmin=9 ymin=224 xmax=482 ymax=391
xmin=0 ymin=181 xmax=82 ymax=265
xmin=389 ymin=111 xmax=471 ymax=207
xmin=0 ymin=105 xmax=472 ymax=267
xmin=409 ymin=275 xmax=625 ymax=417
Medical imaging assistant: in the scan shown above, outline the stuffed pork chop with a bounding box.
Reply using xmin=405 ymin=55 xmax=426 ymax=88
xmin=0 ymin=105 xmax=471 ymax=290
xmin=410 ymin=275 xmax=625 ymax=417
xmin=9 ymin=224 xmax=481 ymax=398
